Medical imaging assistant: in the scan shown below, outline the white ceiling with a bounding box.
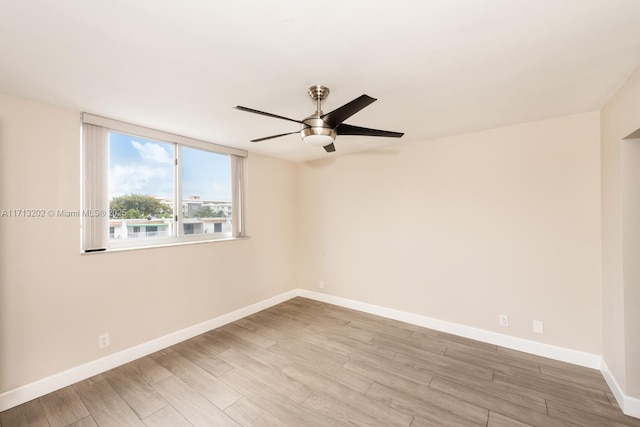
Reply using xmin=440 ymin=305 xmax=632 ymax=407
xmin=1 ymin=1 xmax=639 ymax=162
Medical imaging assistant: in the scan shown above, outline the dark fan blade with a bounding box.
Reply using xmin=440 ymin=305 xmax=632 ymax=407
xmin=323 ymin=142 xmax=336 ymax=153
xmin=321 ymin=95 xmax=376 ymax=128
xmin=251 ymin=131 xmax=300 ymax=142
xmin=337 ymin=123 xmax=404 ymax=138
xmin=235 ymin=106 xmax=302 ymax=124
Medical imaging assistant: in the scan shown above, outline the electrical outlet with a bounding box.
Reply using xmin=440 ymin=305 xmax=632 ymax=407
xmin=98 ymin=333 xmax=110 ymax=348
xmin=533 ymin=320 xmax=544 ymax=334
xmin=318 ymin=280 xmax=325 ymax=289
xmin=499 ymin=314 xmax=509 ymax=327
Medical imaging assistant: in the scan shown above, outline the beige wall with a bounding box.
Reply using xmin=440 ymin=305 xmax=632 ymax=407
xmin=0 ymin=93 xmax=298 ymax=393
xmin=601 ymin=64 xmax=640 ymax=397
xmin=297 ymin=112 xmax=602 ymax=353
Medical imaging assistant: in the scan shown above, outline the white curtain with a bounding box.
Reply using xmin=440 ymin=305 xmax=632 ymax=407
xmin=231 ymin=155 xmax=246 ymax=238
xmin=81 ymin=122 xmax=109 ymax=252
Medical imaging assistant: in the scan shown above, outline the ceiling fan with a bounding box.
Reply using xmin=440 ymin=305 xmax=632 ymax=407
xmin=235 ymin=85 xmax=404 ymax=152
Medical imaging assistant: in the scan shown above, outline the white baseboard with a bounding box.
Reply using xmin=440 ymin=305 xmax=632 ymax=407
xmin=0 ymin=289 xmax=297 ymax=412
xmin=601 ymin=360 xmax=640 ymax=419
xmin=297 ymin=290 xmax=602 ymax=369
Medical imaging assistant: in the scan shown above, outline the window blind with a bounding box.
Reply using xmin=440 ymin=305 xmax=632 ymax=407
xmin=231 ymin=155 xmax=246 ymax=238
xmin=81 ymin=123 xmax=109 ymax=252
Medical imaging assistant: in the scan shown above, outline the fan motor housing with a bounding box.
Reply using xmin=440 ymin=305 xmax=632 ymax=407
xmin=300 ymin=115 xmax=336 ymax=143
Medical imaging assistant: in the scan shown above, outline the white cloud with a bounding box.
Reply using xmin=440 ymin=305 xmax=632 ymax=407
xmin=131 ymin=140 xmax=173 ymax=164
xmin=109 ymin=164 xmax=172 ymax=197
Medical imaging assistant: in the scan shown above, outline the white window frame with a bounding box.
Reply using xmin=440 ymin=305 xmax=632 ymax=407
xmin=81 ymin=113 xmax=247 ymax=253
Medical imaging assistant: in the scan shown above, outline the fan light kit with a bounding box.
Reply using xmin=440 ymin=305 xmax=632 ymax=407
xmin=235 ymin=85 xmax=403 ymax=153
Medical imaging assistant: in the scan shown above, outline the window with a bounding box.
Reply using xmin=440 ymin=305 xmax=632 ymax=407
xmin=183 ymin=223 xmax=195 ymax=235
xmin=81 ymin=113 xmax=247 ymax=252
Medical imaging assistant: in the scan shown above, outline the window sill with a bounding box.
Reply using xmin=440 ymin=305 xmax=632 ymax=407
xmin=82 ymin=235 xmax=250 ymax=254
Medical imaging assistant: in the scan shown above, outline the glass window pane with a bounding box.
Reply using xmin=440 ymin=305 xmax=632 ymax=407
xmin=181 ymin=147 xmax=231 ymax=236
xmin=108 ymin=131 xmax=175 ymax=241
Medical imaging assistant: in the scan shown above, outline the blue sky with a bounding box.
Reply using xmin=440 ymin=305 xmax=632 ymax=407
xmin=109 ymin=132 xmax=231 ymax=201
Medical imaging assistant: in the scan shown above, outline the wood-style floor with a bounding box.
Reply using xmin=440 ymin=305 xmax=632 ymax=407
xmin=1 ymin=297 xmax=639 ymax=427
